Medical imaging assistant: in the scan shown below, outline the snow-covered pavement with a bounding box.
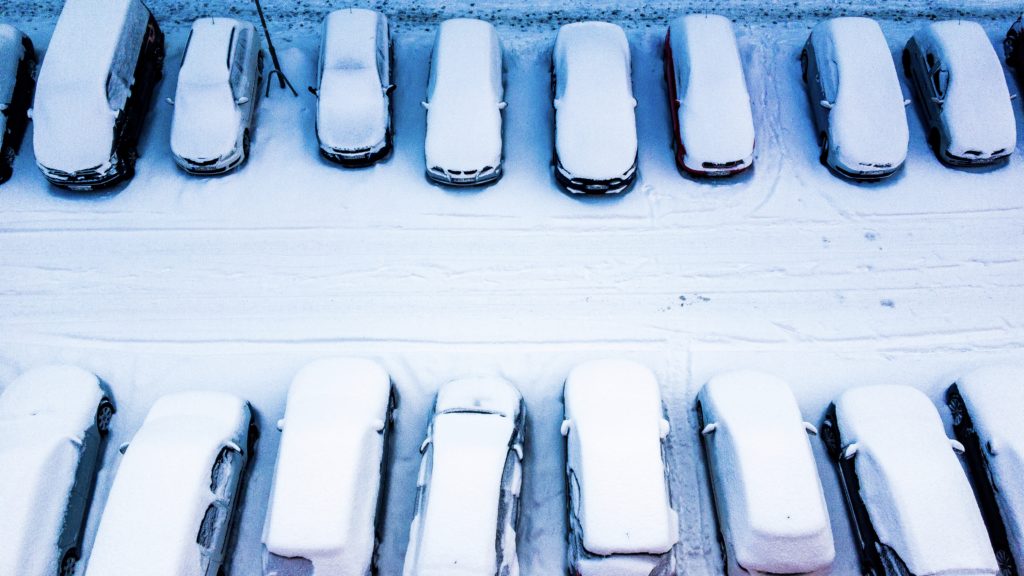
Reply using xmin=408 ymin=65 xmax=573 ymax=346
xmin=2 ymin=11 xmax=1024 ymax=576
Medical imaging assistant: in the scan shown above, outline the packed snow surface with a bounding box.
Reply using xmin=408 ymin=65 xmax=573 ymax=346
xmin=668 ymin=15 xmax=755 ymax=168
xmin=915 ymin=20 xmax=1016 ymax=156
xmin=0 ymin=24 xmax=25 ymax=149
xmin=85 ymin=391 xmax=250 ymax=576
xmin=698 ymin=371 xmax=834 ymax=573
xmin=836 ymin=385 xmax=997 ymax=576
xmin=404 ymin=378 xmax=521 ymax=576
xmin=263 ymin=358 xmax=393 ymax=576
xmin=317 ymin=9 xmax=390 ymax=152
xmin=0 ymin=366 xmax=104 ymax=576
xmin=170 ymin=18 xmax=243 ymax=162
xmin=423 ymin=18 xmax=504 ymax=172
xmin=32 ymin=0 xmax=147 ymax=172
xmin=812 ymin=17 xmax=909 ymax=169
xmin=957 ymin=365 xmax=1024 ymax=572
xmin=564 ymin=359 xmax=677 ymax=556
xmin=554 ymin=22 xmax=638 ymax=180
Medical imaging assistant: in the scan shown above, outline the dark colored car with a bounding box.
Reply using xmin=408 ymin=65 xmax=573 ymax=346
xmin=0 ymin=25 xmax=36 ymax=185
xmin=32 ymin=0 xmax=164 ymax=191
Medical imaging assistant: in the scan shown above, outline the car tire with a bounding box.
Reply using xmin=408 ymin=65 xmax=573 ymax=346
xmin=96 ymin=401 xmax=115 ymax=435
xmin=821 ymin=419 xmax=841 ymax=460
xmin=59 ymin=548 xmax=78 ymax=576
xmin=819 ymin=133 xmax=830 ymax=168
xmin=242 ymin=130 xmax=251 ymax=164
xmin=995 ymin=548 xmax=1016 ymax=576
xmin=901 ymin=48 xmax=912 ymax=79
xmin=928 ymin=128 xmax=942 ymax=159
xmin=946 ymin=388 xmax=966 ymax=428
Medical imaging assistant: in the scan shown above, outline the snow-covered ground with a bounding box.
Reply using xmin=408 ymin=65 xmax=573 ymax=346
xmin=2 ymin=5 xmax=1024 ymax=575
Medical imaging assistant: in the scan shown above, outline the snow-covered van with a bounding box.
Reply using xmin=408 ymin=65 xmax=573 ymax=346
xmin=802 ymin=17 xmax=909 ymax=180
xmin=948 ymin=365 xmax=1024 ymax=576
xmin=423 ymin=18 xmax=505 ymax=186
xmin=553 ymin=22 xmax=638 ymax=194
xmin=170 ymin=17 xmax=263 ymax=175
xmin=0 ymin=366 xmax=114 ymax=576
xmin=664 ymin=15 xmax=754 ymax=177
xmin=0 ymin=24 xmax=36 ymax=184
xmin=904 ymin=21 xmax=1016 ymax=167
xmin=314 ymin=9 xmax=393 ymax=167
xmin=403 ymin=378 xmax=525 ymax=576
xmin=697 ymin=371 xmax=835 ymax=576
xmin=32 ymin=0 xmax=164 ymax=190
xmin=822 ymin=385 xmax=999 ymax=576
xmin=562 ymin=359 xmax=678 ymax=576
xmin=263 ymin=358 xmax=398 ymax=576
xmin=85 ymin=391 xmax=256 ymax=576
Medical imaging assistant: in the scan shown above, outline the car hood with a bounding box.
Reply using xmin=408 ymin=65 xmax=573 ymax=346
xmin=679 ymin=90 xmax=755 ymax=166
xmin=33 ymin=84 xmax=117 ymax=173
xmin=424 ymin=96 xmax=502 ymax=171
xmin=318 ymin=69 xmax=387 ymax=151
xmin=556 ymin=93 xmax=637 ymax=180
xmin=170 ymin=83 xmax=242 ymax=162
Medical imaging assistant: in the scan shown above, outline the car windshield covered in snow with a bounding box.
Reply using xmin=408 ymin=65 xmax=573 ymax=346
xmin=553 ymin=22 xmax=637 ymax=182
xmin=698 ymin=371 xmax=834 ymax=575
xmin=32 ymin=0 xmax=148 ymax=173
xmin=836 ymin=385 xmax=997 ymax=576
xmin=263 ymin=358 xmax=394 ymax=576
xmin=812 ymin=17 xmax=908 ymax=169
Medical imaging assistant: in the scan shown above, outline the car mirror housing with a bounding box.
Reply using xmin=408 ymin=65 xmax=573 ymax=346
xmin=307 ymin=86 xmax=318 ymax=97
xmin=659 ymin=418 xmax=671 ymax=439
xmin=236 ymin=96 xmax=250 ymax=105
xmin=165 ymin=97 xmax=174 ymax=106
xmin=931 ymin=96 xmax=944 ymax=106
xmin=842 ymin=443 xmax=858 ymax=460
xmin=903 ymin=98 xmax=911 ymax=106
xmin=819 ymin=99 xmax=833 ymax=110
xmin=119 ymin=442 xmax=130 ymax=454
xmin=421 ymin=100 xmax=430 ymax=110
xmin=701 ymin=422 xmax=717 ymax=436
xmin=804 ymin=422 xmax=819 ymax=435
xmin=950 ymin=438 xmax=966 ymax=454
xmin=560 ymin=419 xmax=571 ymax=436
xmin=498 ymin=101 xmax=507 ymax=110
xmin=384 ymin=84 xmax=396 ymax=95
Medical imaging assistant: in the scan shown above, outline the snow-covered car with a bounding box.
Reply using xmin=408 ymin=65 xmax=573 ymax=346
xmin=85 ymin=391 xmax=257 ymax=576
xmin=801 ymin=17 xmax=910 ymax=180
xmin=263 ymin=358 xmax=398 ymax=576
xmin=821 ymin=385 xmax=999 ymax=576
xmin=947 ymin=365 xmax=1024 ymax=576
xmin=0 ymin=24 xmax=36 ymax=185
xmin=903 ymin=21 xmax=1016 ymax=167
xmin=696 ymin=371 xmax=835 ymax=576
xmin=423 ymin=18 xmax=505 ymax=186
xmin=0 ymin=365 xmax=114 ymax=576
xmin=562 ymin=359 xmax=678 ymax=576
xmin=170 ymin=17 xmax=263 ymax=175
xmin=32 ymin=0 xmax=164 ymax=191
xmin=553 ymin=22 xmax=638 ymax=194
xmin=664 ymin=15 xmax=754 ymax=177
xmin=314 ymin=9 xmax=393 ymax=166
xmin=403 ymin=377 xmax=525 ymax=576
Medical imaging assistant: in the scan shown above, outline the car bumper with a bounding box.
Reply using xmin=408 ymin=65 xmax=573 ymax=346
xmin=175 ymin=149 xmax=245 ymax=176
xmin=426 ymin=165 xmax=503 ymax=187
xmin=940 ymin=149 xmax=1012 ymax=167
xmin=39 ymin=161 xmax=125 ymax=191
xmin=320 ymin=136 xmax=392 ymax=168
xmin=555 ymin=159 xmax=637 ymax=195
xmin=680 ymin=154 xmax=753 ymax=178
xmin=831 ymin=161 xmax=901 ymax=181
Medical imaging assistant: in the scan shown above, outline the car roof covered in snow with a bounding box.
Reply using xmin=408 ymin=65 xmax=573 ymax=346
xmin=33 ymin=0 xmax=150 ymax=172
xmin=913 ymin=20 xmax=1016 ymax=154
xmin=668 ymin=15 xmax=755 ymax=165
xmin=553 ymin=22 xmax=637 ymax=180
xmin=836 ymin=385 xmax=998 ymax=576
xmin=171 ymin=17 xmax=249 ymax=162
xmin=563 ymin=359 xmax=677 ymax=556
xmin=956 ymin=364 xmax=1024 ymax=564
xmin=424 ymin=18 xmax=504 ymax=172
xmin=698 ymin=371 xmax=835 ymax=573
xmin=317 ymin=9 xmax=389 ymax=151
xmin=263 ymin=358 xmax=392 ymax=575
xmin=408 ymin=377 xmax=521 ymax=575
xmin=811 ymin=17 xmax=908 ymax=169
xmin=86 ymin=391 xmax=250 ymax=576
xmin=0 ymin=366 xmax=106 ymax=576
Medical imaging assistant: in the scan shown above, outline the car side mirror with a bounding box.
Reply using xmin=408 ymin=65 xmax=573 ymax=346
xmin=307 ymin=86 xmax=318 ymax=97
xmin=419 ymin=436 xmax=431 ymax=453
xmin=25 ymin=107 xmax=32 ymax=119
xmin=819 ymin=100 xmax=833 ymax=110
xmin=119 ymin=442 xmax=130 ymax=454
xmin=630 ymin=97 xmax=638 ymax=108
xmin=276 ymin=418 xmax=285 ymax=431
xmin=1012 ymin=93 xmax=1019 ymax=101
xmin=674 ymin=99 xmax=681 ymax=109
xmin=498 ymin=101 xmax=507 ymax=110
xmin=421 ymin=100 xmax=429 ymax=110
xmin=236 ymin=96 xmax=250 ymax=105
xmin=842 ymin=443 xmax=858 ymax=460
xmin=166 ymin=97 xmax=174 ymax=106
xmin=701 ymin=422 xmax=717 ymax=436
xmin=553 ymin=98 xmax=561 ymax=110
xmin=904 ymin=98 xmax=911 ymax=106
xmin=372 ymin=418 xmax=386 ymax=433
xmin=513 ymin=443 xmax=523 ymax=460
xmin=804 ymin=422 xmax=819 ymax=435
xmin=659 ymin=418 xmax=671 ymax=439
xmin=0 ymin=103 xmax=7 ymax=112
xmin=931 ymin=96 xmax=944 ymax=106
xmin=560 ymin=419 xmax=571 ymax=437
xmin=950 ymin=438 xmax=966 ymax=454
xmin=385 ymin=84 xmax=396 ymax=95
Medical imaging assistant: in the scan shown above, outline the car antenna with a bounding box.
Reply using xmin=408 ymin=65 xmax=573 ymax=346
xmin=253 ymin=0 xmax=297 ymax=97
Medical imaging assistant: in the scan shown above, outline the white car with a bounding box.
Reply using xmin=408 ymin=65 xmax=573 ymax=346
xmin=553 ymin=22 xmax=638 ymax=194
xmin=0 ymin=24 xmax=36 ymax=185
xmin=562 ymin=359 xmax=678 ymax=576
xmin=263 ymin=358 xmax=398 ymax=576
xmin=904 ymin=21 xmax=1016 ymax=166
xmin=696 ymin=371 xmax=835 ymax=576
xmin=423 ymin=18 xmax=505 ymax=186
xmin=314 ymin=9 xmax=393 ymax=166
xmin=948 ymin=365 xmax=1024 ymax=576
xmin=0 ymin=366 xmax=114 ymax=576
xmin=664 ymin=15 xmax=754 ymax=177
xmin=32 ymin=0 xmax=164 ymax=190
xmin=403 ymin=378 xmax=525 ymax=576
xmin=801 ymin=17 xmax=909 ymax=180
xmin=171 ymin=17 xmax=263 ymax=175
xmin=85 ymin=391 xmax=257 ymax=576
xmin=821 ymin=385 xmax=998 ymax=576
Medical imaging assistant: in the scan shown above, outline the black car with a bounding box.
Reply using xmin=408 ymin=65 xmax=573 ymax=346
xmin=0 ymin=25 xmax=36 ymax=185
xmin=32 ymin=0 xmax=164 ymax=191
xmin=1005 ymin=16 xmax=1024 ymax=71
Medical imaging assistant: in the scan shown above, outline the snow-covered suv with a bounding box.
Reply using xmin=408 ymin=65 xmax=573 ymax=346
xmin=562 ymin=359 xmax=678 ymax=576
xmin=170 ymin=17 xmax=263 ymax=175
xmin=403 ymin=378 xmax=525 ymax=576
xmin=0 ymin=24 xmax=36 ymax=185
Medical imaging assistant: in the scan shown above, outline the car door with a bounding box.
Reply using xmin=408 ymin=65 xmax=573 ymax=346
xmin=920 ymin=50 xmax=947 ymax=126
xmin=229 ymin=26 xmax=252 ymax=120
xmin=197 ymin=445 xmax=242 ymax=574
